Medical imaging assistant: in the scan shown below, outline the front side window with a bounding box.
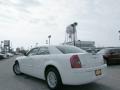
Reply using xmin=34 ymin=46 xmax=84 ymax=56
xmin=27 ymin=48 xmax=39 ymax=56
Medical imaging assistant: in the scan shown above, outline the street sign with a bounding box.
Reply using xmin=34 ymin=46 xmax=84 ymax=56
xmin=4 ymin=40 xmax=10 ymax=46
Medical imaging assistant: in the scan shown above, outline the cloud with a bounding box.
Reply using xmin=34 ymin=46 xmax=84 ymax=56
xmin=0 ymin=0 xmax=43 ymax=23
xmin=9 ymin=0 xmax=41 ymax=7
xmin=0 ymin=0 xmax=120 ymax=48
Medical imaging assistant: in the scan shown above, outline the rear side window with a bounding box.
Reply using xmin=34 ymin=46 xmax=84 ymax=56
xmin=38 ymin=47 xmax=50 ymax=55
xmin=56 ymin=46 xmax=87 ymax=54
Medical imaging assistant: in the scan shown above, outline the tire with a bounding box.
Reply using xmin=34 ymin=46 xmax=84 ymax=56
xmin=45 ymin=68 xmax=62 ymax=90
xmin=106 ymin=59 xmax=111 ymax=65
xmin=0 ymin=56 xmax=3 ymax=59
xmin=0 ymin=55 xmax=4 ymax=59
xmin=13 ymin=62 xmax=22 ymax=75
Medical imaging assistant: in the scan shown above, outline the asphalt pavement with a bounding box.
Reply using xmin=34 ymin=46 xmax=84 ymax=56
xmin=0 ymin=56 xmax=120 ymax=90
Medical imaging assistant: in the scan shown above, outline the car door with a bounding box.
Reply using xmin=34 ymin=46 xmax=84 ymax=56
xmin=32 ymin=47 xmax=50 ymax=78
xmin=109 ymin=49 xmax=120 ymax=63
xmin=21 ymin=48 xmax=40 ymax=75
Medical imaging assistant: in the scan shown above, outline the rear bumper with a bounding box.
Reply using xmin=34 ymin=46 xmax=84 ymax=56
xmin=61 ymin=64 xmax=107 ymax=85
xmin=0 ymin=55 xmax=4 ymax=59
xmin=106 ymin=59 xmax=120 ymax=65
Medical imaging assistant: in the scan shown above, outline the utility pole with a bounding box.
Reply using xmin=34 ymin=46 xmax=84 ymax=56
xmin=71 ymin=22 xmax=78 ymax=46
xmin=1 ymin=41 xmax=3 ymax=52
xmin=46 ymin=40 xmax=48 ymax=44
xmin=118 ymin=30 xmax=120 ymax=40
xmin=35 ymin=43 xmax=38 ymax=47
xmin=48 ymin=35 xmax=51 ymax=45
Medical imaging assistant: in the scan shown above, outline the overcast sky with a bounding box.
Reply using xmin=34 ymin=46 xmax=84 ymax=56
xmin=0 ymin=0 xmax=120 ymax=49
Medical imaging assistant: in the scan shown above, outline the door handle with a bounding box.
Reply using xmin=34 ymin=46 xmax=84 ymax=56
xmin=28 ymin=65 xmax=32 ymax=67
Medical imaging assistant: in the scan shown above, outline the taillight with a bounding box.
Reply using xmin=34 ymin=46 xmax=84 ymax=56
xmin=70 ymin=55 xmax=82 ymax=68
xmin=103 ymin=55 xmax=107 ymax=64
xmin=103 ymin=59 xmax=107 ymax=64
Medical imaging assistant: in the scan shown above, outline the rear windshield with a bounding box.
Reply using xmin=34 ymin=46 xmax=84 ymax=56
xmin=56 ymin=46 xmax=87 ymax=54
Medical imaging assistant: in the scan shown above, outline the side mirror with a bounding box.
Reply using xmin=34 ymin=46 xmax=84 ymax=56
xmin=23 ymin=52 xmax=27 ymax=56
xmin=92 ymin=50 xmax=96 ymax=55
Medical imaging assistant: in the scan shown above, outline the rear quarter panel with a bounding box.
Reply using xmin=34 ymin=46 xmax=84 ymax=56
xmin=42 ymin=54 xmax=72 ymax=80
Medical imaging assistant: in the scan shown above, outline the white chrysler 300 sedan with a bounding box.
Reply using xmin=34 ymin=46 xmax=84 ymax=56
xmin=13 ymin=45 xmax=107 ymax=90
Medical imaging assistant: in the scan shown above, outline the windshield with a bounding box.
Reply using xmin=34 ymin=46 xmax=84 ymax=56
xmin=56 ymin=46 xmax=87 ymax=54
xmin=109 ymin=49 xmax=120 ymax=54
xmin=98 ymin=48 xmax=120 ymax=54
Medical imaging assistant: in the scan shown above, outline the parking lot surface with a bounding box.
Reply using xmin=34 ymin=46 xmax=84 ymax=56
xmin=0 ymin=56 xmax=120 ymax=90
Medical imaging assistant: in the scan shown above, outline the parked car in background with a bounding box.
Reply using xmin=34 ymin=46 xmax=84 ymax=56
xmin=97 ymin=48 xmax=120 ymax=65
xmin=6 ymin=53 xmax=14 ymax=57
xmin=0 ymin=53 xmax=9 ymax=59
xmin=0 ymin=53 xmax=5 ymax=59
xmin=13 ymin=45 xmax=107 ymax=90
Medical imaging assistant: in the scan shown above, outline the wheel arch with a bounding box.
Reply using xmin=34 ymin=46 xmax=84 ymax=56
xmin=13 ymin=60 xmax=22 ymax=75
xmin=15 ymin=60 xmax=19 ymax=64
xmin=44 ymin=65 xmax=59 ymax=77
xmin=44 ymin=64 xmax=63 ymax=83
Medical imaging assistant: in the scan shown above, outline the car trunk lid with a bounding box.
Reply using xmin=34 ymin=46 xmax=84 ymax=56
xmin=76 ymin=53 xmax=104 ymax=68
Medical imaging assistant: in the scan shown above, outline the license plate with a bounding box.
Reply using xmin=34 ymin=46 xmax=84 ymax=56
xmin=95 ymin=69 xmax=102 ymax=76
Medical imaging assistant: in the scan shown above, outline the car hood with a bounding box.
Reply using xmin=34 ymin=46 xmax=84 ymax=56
xmin=16 ymin=56 xmax=26 ymax=60
xmin=0 ymin=54 xmax=4 ymax=56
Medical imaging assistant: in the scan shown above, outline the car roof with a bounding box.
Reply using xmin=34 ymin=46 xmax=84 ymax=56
xmin=36 ymin=45 xmax=76 ymax=48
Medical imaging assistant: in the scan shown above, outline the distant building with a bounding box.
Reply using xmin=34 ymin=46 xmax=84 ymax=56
xmin=63 ymin=40 xmax=95 ymax=51
xmin=16 ymin=47 xmax=21 ymax=53
xmin=0 ymin=40 xmax=11 ymax=53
